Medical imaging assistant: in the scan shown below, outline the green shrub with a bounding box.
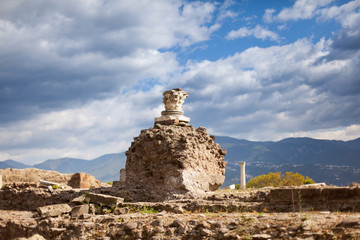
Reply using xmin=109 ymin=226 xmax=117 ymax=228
xmin=246 ymin=172 xmax=315 ymax=188
xmin=303 ymin=177 xmax=315 ymax=184
xmin=138 ymin=206 xmax=159 ymax=214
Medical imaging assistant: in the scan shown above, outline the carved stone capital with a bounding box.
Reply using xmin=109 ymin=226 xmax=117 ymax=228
xmin=155 ymin=88 xmax=190 ymax=124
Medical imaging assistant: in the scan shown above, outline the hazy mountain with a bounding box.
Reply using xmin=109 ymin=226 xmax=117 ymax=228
xmin=1 ymin=137 xmax=359 ymax=186
xmin=34 ymin=158 xmax=89 ymax=173
xmin=214 ymin=137 xmax=360 ymax=187
xmin=0 ymin=160 xmax=31 ymax=169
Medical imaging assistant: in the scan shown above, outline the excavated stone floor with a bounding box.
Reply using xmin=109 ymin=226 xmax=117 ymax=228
xmin=1 ymin=209 xmax=360 ymax=239
xmin=1 ymin=185 xmax=360 ymax=239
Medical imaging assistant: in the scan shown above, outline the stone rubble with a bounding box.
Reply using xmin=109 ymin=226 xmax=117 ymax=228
xmin=1 ymin=184 xmax=360 ymax=239
xmin=0 ymin=168 xmax=106 ymax=189
xmin=86 ymin=192 xmax=124 ymax=207
xmin=2 ymin=208 xmax=360 ymax=239
xmin=37 ymin=204 xmax=72 ymax=218
xmin=1 ymin=87 xmax=360 ymax=239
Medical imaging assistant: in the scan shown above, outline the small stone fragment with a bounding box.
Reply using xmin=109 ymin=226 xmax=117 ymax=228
xmin=71 ymin=195 xmax=86 ymax=204
xmin=252 ymin=233 xmax=272 ymax=239
xmin=37 ymin=204 xmax=71 ymax=218
xmin=71 ymin=205 xmax=89 ymax=218
xmin=87 ymin=192 xmax=124 ymax=207
xmin=337 ymin=217 xmax=360 ymax=227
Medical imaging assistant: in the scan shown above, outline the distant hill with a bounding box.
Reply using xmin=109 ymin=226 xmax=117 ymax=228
xmin=214 ymin=136 xmax=360 ymax=187
xmin=33 ymin=158 xmax=89 ymax=173
xmin=1 ymin=137 xmax=359 ymax=186
xmin=0 ymin=160 xmax=30 ymax=169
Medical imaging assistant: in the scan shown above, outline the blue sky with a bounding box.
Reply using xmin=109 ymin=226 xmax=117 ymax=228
xmin=1 ymin=0 xmax=360 ymax=164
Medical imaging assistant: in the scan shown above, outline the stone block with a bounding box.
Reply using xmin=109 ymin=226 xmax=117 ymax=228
xmin=67 ymin=172 xmax=102 ymax=188
xmin=71 ymin=194 xmax=86 ymax=204
xmin=71 ymin=204 xmax=89 ymax=218
xmin=87 ymin=192 xmax=124 ymax=207
xmin=37 ymin=204 xmax=72 ymax=217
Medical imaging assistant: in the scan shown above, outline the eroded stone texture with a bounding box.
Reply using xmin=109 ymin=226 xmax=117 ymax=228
xmin=118 ymin=124 xmax=227 ymax=201
xmin=0 ymin=169 xmax=106 ymax=189
xmin=67 ymin=172 xmax=102 ymax=188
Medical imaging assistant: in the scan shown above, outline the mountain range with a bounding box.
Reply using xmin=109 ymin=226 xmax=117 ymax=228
xmin=215 ymin=136 xmax=360 ymax=187
xmin=1 ymin=137 xmax=359 ymax=186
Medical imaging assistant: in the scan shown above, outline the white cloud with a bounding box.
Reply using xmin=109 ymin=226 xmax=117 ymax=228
xmin=264 ymin=0 xmax=334 ymax=22
xmin=226 ymin=25 xmax=280 ymax=41
xmin=0 ymin=0 xmax=219 ymax=124
xmin=0 ymin=86 xmax=166 ymax=164
xmin=280 ymin=124 xmax=360 ymax=141
xmin=318 ymin=0 xmax=360 ymax=28
xmin=176 ymin=38 xmax=360 ymax=141
xmin=263 ymin=8 xmax=276 ymax=23
xmin=263 ymin=0 xmax=360 ymax=28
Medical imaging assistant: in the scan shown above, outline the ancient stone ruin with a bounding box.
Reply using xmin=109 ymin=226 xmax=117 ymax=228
xmin=116 ymin=88 xmax=227 ymax=201
xmin=1 ymin=89 xmax=360 ymax=239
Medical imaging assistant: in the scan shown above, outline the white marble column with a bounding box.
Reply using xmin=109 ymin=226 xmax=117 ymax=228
xmin=155 ymin=88 xmax=190 ymax=124
xmin=240 ymin=161 xmax=246 ymax=189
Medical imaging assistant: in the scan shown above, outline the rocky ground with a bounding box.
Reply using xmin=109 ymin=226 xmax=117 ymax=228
xmin=1 ymin=184 xmax=360 ymax=240
xmin=2 ymin=209 xmax=360 ymax=240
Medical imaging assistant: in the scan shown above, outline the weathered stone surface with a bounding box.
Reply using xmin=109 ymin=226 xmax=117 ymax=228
xmin=0 ymin=183 xmax=85 ymax=211
xmin=15 ymin=234 xmax=46 ymax=240
xmin=37 ymin=204 xmax=71 ymax=217
xmin=87 ymin=192 xmax=124 ymax=207
xmin=117 ymin=124 xmax=227 ymax=201
xmin=71 ymin=205 xmax=89 ymax=218
xmin=0 ymin=168 xmax=104 ymax=189
xmin=71 ymin=194 xmax=86 ymax=204
xmin=2 ymin=187 xmax=360 ymax=239
xmin=252 ymin=233 xmax=272 ymax=239
xmin=268 ymin=188 xmax=323 ymax=203
xmin=0 ymin=168 xmax=72 ymax=185
xmin=114 ymin=207 xmax=129 ymax=215
xmin=337 ymin=217 xmax=360 ymax=227
xmin=67 ymin=172 xmax=102 ymax=188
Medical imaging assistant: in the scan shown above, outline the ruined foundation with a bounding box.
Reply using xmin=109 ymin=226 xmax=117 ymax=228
xmin=115 ymin=88 xmax=227 ymax=201
xmin=117 ymin=124 xmax=227 ymax=201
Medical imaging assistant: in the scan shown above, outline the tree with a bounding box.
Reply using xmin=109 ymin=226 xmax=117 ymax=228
xmin=245 ymin=172 xmax=315 ymax=188
xmin=246 ymin=172 xmax=281 ymax=188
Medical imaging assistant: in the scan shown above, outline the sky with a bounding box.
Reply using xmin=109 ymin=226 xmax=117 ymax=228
xmin=1 ymin=0 xmax=360 ymax=165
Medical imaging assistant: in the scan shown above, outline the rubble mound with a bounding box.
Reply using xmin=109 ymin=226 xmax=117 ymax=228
xmin=0 ymin=168 xmax=71 ymax=185
xmin=117 ymin=123 xmax=227 ymax=201
xmin=0 ymin=168 xmax=104 ymax=188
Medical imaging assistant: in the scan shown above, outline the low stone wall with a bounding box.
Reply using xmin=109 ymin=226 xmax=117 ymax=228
xmin=266 ymin=186 xmax=360 ymax=212
xmin=0 ymin=183 xmax=85 ymax=211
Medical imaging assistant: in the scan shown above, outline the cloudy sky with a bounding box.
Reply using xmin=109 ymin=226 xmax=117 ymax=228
xmin=1 ymin=0 xmax=360 ymax=164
